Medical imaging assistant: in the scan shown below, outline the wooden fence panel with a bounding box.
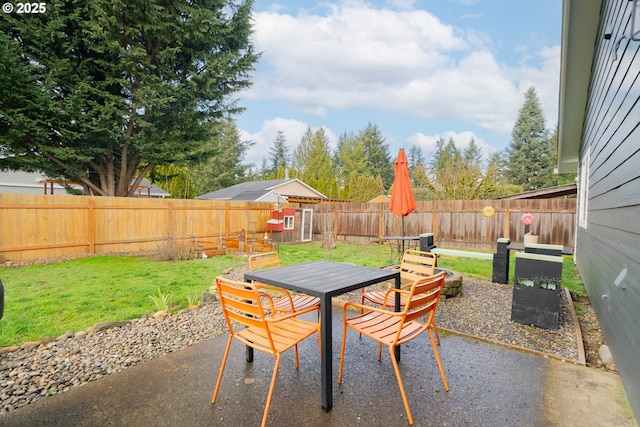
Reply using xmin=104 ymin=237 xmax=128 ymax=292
xmin=312 ymin=199 xmax=576 ymax=251
xmin=1 ymin=194 xmax=576 ymax=261
xmin=0 ymin=194 xmax=277 ymax=262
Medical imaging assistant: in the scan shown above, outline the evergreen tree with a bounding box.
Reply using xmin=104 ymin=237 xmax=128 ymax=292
xmin=189 ymin=119 xmax=253 ymax=196
xmin=504 ymin=87 xmax=554 ymax=190
xmin=407 ymin=145 xmax=430 ymax=189
xmin=421 ymin=136 xmax=499 ymax=200
xmin=334 ymin=132 xmax=369 ymax=187
xmin=548 ymin=124 xmax=577 ymax=186
xmin=408 ymin=145 xmax=427 ymax=175
xmin=292 ymin=127 xmax=335 ymax=196
xmin=0 ymin=0 xmax=258 ymax=197
xmin=463 ymin=137 xmax=483 ymax=167
xmin=268 ymin=131 xmax=289 ymax=177
xmin=258 ymin=159 xmax=270 ymax=180
xmin=412 ymin=163 xmax=432 ymax=189
xmin=358 ymin=123 xmax=393 ymax=190
xmin=429 ymin=137 xmax=462 ymax=179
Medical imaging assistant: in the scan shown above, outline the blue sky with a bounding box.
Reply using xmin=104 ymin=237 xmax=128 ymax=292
xmin=236 ymin=0 xmax=562 ymax=168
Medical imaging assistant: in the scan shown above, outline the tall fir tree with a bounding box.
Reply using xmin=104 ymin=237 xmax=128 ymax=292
xmin=189 ymin=119 xmax=253 ymax=196
xmin=463 ymin=137 xmax=483 ymax=167
xmin=334 ymin=131 xmax=369 ymax=188
xmin=267 ymin=131 xmax=290 ymax=178
xmin=0 ymin=0 xmax=258 ymax=196
xmin=408 ymin=145 xmax=426 ymax=175
xmin=292 ymin=127 xmax=335 ymax=197
xmin=504 ymin=87 xmax=554 ymax=191
xmin=358 ymin=123 xmax=393 ymax=190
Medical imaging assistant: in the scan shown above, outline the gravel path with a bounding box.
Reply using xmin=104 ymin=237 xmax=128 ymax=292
xmin=0 ymin=265 xmax=581 ymax=415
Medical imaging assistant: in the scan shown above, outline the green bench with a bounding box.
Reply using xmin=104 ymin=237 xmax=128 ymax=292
xmin=430 ymin=247 xmax=494 ymax=260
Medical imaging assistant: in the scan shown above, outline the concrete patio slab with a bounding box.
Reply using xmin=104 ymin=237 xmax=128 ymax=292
xmin=0 ymin=307 xmax=636 ymax=427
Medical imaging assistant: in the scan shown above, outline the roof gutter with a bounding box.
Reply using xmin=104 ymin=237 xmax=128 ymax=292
xmin=557 ymin=0 xmax=603 ymax=173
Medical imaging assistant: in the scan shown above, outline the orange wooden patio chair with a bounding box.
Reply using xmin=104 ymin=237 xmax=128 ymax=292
xmin=248 ymin=252 xmax=321 ymax=314
xmin=361 ymin=249 xmax=441 ymax=344
xmin=212 ymin=276 xmax=320 ymax=427
xmin=339 ymin=272 xmax=449 ymax=426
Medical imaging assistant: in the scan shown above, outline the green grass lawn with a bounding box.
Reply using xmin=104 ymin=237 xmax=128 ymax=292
xmin=0 ymin=242 xmax=585 ymax=347
xmin=0 ymin=254 xmax=246 ymax=346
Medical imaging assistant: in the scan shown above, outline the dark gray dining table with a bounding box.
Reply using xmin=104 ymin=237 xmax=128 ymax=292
xmin=244 ymin=260 xmax=401 ymax=412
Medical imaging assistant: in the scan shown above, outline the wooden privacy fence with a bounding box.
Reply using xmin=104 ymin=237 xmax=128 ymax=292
xmin=0 ymin=194 xmax=277 ymax=262
xmin=312 ymin=199 xmax=576 ymax=252
xmin=0 ymin=194 xmax=576 ymax=262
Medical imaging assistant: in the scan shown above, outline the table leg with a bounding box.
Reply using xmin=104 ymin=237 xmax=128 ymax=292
xmin=320 ymin=294 xmax=333 ymax=411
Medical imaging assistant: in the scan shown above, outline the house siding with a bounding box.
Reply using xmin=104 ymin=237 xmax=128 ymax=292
xmin=578 ymin=0 xmax=640 ymax=418
xmin=0 ymin=171 xmax=56 ymax=194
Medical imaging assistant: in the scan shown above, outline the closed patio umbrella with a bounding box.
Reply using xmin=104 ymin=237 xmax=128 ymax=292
xmin=389 ymin=148 xmax=416 ymax=254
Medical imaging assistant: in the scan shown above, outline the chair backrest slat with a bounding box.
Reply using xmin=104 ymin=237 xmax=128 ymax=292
xmin=403 ymin=272 xmax=445 ymax=323
xmin=221 ymin=296 xmax=265 ymax=319
xmin=399 ymin=250 xmax=436 ymax=282
xmin=216 ymin=276 xmax=273 ymax=343
xmin=248 ymin=252 xmax=281 ymax=272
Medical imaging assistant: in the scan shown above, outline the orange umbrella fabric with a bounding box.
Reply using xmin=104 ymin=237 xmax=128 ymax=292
xmin=389 ymin=148 xmax=416 ymax=217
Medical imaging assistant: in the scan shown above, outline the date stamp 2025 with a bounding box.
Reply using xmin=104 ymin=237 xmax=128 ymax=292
xmin=2 ymin=2 xmax=47 ymax=14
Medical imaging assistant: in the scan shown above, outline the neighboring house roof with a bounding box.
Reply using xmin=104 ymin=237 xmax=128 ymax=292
xmin=496 ymin=183 xmax=577 ymax=200
xmin=0 ymin=170 xmax=169 ymax=198
xmin=129 ymin=178 xmax=170 ymax=198
xmin=196 ymin=178 xmax=327 ymax=202
xmin=368 ymin=195 xmax=391 ymax=203
xmin=557 ymin=0 xmax=603 ymax=173
xmin=0 ymin=170 xmax=79 ymax=195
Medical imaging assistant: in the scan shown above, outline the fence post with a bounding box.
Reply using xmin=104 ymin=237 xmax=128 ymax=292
xmin=87 ymin=199 xmax=95 ymax=254
xmin=432 ymin=206 xmax=438 ymax=243
xmin=168 ymin=201 xmax=174 ymax=242
xmin=504 ymin=209 xmax=511 ymax=239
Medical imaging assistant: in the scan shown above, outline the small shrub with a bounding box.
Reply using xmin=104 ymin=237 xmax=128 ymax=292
xmin=156 ymin=238 xmax=193 ymax=261
xmin=149 ymin=287 xmax=172 ymax=312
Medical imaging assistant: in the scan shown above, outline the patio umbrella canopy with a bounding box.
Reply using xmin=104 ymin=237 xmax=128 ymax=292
xmin=389 ymin=148 xmax=416 ymax=253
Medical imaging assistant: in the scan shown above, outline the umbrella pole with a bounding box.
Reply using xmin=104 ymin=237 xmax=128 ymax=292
xmin=401 ymin=216 xmax=405 ymax=254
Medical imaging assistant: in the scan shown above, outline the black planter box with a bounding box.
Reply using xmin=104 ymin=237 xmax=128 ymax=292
xmin=511 ymin=252 xmax=563 ymax=330
xmin=419 ymin=233 xmax=435 ymax=252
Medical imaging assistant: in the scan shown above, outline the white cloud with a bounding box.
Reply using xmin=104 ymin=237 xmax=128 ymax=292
xmin=243 ymin=2 xmax=558 ymax=136
xmin=384 ymin=0 xmax=416 ymax=10
xmin=239 ymin=1 xmax=561 ymax=160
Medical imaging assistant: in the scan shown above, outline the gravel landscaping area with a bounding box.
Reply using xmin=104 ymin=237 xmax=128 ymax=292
xmin=334 ymin=274 xmax=582 ymax=363
xmin=0 ymin=264 xmax=594 ymax=415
